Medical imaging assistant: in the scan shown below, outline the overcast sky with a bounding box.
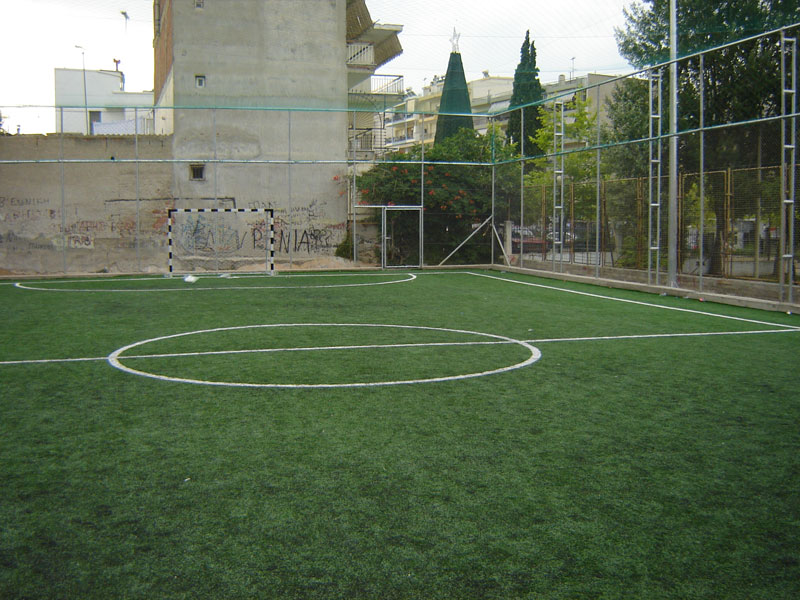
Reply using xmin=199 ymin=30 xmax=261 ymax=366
xmin=0 ymin=0 xmax=634 ymax=133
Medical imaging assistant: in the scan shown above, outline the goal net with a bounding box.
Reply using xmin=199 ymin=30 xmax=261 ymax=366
xmin=167 ymin=208 xmax=274 ymax=275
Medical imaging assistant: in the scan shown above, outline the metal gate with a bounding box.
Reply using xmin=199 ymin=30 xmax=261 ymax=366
xmin=381 ymin=206 xmax=423 ymax=269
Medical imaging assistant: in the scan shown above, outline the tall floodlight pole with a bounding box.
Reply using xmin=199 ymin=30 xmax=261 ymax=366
xmin=75 ymin=45 xmax=89 ymax=135
xmin=667 ymin=0 xmax=679 ymax=287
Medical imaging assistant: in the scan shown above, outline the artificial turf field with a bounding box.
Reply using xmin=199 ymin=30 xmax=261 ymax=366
xmin=1 ymin=269 xmax=799 ymax=599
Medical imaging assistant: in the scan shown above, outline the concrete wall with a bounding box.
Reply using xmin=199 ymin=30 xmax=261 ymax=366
xmin=0 ymin=129 xmax=352 ymax=274
xmin=163 ymin=0 xmax=351 ymax=261
xmin=0 ymin=134 xmax=172 ymax=274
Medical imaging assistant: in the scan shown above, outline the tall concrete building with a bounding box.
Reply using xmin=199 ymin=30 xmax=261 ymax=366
xmin=152 ymin=0 xmax=402 ymax=259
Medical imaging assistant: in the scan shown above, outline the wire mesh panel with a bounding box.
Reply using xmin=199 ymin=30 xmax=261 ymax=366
xmin=1 ymin=20 xmax=798 ymax=304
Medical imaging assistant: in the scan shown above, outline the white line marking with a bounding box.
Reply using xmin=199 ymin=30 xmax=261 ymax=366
xmin=13 ymin=273 xmax=416 ymax=292
xmin=0 ymin=356 xmax=108 ymax=365
xmin=527 ymin=328 xmax=800 ymax=343
xmin=2 ymin=327 xmax=796 ymax=368
xmin=106 ymin=323 xmax=540 ymax=388
xmin=114 ymin=339 xmax=507 ymax=360
xmin=466 ymin=271 xmax=800 ymax=330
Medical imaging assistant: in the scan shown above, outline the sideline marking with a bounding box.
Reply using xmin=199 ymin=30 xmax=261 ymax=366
xmin=106 ymin=323 xmax=541 ymax=389
xmin=465 ymin=271 xmax=800 ymax=330
xmin=527 ymin=328 xmax=800 ymax=343
xmin=14 ymin=272 xmax=416 ymax=293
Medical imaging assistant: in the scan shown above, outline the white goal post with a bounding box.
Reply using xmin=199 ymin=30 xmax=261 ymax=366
xmin=167 ymin=207 xmax=275 ymax=275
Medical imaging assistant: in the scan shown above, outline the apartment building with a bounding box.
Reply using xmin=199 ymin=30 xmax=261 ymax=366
xmin=151 ymin=0 xmax=403 ymax=258
xmin=385 ymin=72 xmax=619 ymax=153
xmin=54 ymin=68 xmax=153 ymax=135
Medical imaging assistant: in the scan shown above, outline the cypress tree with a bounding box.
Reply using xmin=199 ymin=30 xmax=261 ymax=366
xmin=507 ymin=31 xmax=544 ymax=151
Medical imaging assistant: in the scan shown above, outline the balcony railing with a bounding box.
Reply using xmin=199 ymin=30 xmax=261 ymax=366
xmin=349 ymin=74 xmax=404 ymax=96
xmin=347 ymin=42 xmax=375 ymax=66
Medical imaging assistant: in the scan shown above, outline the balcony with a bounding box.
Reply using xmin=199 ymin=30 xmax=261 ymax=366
xmin=347 ymin=42 xmax=375 ymax=67
xmin=349 ymin=74 xmax=405 ymax=110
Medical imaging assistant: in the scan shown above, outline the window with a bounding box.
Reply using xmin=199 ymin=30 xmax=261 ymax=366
xmin=195 ymin=0 xmax=204 ymax=8
xmin=195 ymin=75 xmax=206 ymax=88
xmin=89 ymin=111 xmax=102 ymax=135
xmin=190 ymin=164 xmax=206 ymax=181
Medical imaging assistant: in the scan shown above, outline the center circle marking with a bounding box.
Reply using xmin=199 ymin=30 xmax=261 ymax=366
xmin=107 ymin=323 xmax=541 ymax=388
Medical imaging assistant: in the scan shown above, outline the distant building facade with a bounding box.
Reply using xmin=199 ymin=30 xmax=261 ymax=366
xmin=385 ymin=72 xmax=619 ymax=153
xmin=54 ymin=68 xmax=153 ymax=135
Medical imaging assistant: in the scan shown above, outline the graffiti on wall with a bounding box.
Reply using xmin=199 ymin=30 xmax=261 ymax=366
xmin=175 ymin=213 xmax=270 ymax=257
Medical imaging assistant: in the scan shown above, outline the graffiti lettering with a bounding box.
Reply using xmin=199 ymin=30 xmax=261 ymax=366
xmin=68 ymin=235 xmax=94 ymax=249
xmin=275 ymin=228 xmax=337 ymax=253
xmin=175 ymin=215 xmax=268 ymax=257
xmin=0 ymin=197 xmax=52 ymax=209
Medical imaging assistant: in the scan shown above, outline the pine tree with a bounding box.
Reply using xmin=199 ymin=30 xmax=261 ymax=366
xmin=507 ymin=31 xmax=545 ymax=151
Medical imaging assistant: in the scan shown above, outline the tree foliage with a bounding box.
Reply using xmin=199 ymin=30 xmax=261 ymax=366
xmin=507 ymin=31 xmax=545 ymax=151
xmin=613 ymin=0 xmax=799 ymax=273
xmin=357 ymin=129 xmax=518 ymax=264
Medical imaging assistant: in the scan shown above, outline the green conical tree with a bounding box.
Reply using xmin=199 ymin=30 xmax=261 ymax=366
xmin=507 ymin=31 xmax=545 ymax=151
xmin=434 ymin=52 xmax=473 ymax=145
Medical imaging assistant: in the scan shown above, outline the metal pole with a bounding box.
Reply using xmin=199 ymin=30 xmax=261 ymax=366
xmin=288 ymin=110 xmax=293 ymax=269
xmin=59 ymin=107 xmax=67 ymax=273
xmin=596 ymin=84 xmax=602 ymax=277
xmin=381 ymin=207 xmax=387 ymax=269
xmin=699 ymin=54 xmax=705 ymax=293
xmin=491 ymin=115 xmax=496 ymax=265
xmin=75 ymin=46 xmax=89 ymax=135
xmin=419 ymin=114 xmax=425 ymax=266
xmin=351 ymin=110 xmax=357 ymax=263
xmin=667 ymin=0 xmax=679 ymax=287
xmin=213 ymin=108 xmax=219 ymax=271
xmin=135 ymin=107 xmax=141 ymax=271
xmin=520 ymin=107 xmax=524 ymax=266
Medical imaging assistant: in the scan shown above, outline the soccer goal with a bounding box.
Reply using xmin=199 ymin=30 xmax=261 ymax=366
xmin=167 ymin=208 xmax=275 ymax=275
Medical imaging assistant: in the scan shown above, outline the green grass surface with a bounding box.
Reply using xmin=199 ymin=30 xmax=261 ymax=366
xmin=1 ymin=270 xmax=799 ymax=599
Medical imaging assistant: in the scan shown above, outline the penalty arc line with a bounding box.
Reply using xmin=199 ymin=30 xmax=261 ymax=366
xmin=13 ymin=273 xmax=416 ymax=293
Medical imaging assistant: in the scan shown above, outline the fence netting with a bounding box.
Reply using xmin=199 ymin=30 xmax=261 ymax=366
xmin=0 ymin=25 xmax=797 ymax=303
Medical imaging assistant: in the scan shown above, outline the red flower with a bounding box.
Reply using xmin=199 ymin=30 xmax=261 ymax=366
xmin=429 ymin=190 xmax=436 ymax=196
xmin=391 ymin=166 xmax=398 ymax=171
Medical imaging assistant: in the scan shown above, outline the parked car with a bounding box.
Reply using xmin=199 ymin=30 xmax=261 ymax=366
xmin=510 ymin=226 xmax=548 ymax=253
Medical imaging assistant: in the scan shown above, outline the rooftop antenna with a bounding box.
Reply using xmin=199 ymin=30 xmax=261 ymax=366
xmin=570 ymin=57 xmax=575 ymax=81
